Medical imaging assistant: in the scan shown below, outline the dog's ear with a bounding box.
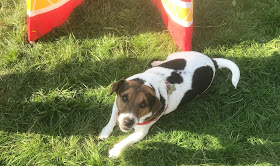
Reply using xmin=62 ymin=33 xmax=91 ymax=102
xmin=147 ymin=91 xmax=162 ymax=116
xmin=110 ymin=79 xmax=126 ymax=95
xmin=150 ymin=95 xmax=162 ymax=115
xmin=143 ymin=93 xmax=162 ymax=123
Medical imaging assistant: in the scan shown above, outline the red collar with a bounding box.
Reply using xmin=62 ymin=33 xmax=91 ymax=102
xmin=137 ymin=81 xmax=170 ymax=126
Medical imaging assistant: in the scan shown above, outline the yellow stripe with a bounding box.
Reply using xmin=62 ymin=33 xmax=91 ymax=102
xmin=27 ymin=0 xmax=34 ymax=11
xmin=174 ymin=5 xmax=191 ymax=20
xmin=184 ymin=4 xmax=193 ymax=22
xmin=27 ymin=0 xmax=69 ymax=17
xmin=161 ymin=0 xmax=193 ymax=27
xmin=27 ymin=0 xmax=63 ymax=12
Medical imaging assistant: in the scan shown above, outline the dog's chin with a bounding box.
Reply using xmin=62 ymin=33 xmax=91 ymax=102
xmin=119 ymin=125 xmax=133 ymax=132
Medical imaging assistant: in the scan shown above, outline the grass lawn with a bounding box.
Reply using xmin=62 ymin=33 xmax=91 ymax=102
xmin=1 ymin=0 xmax=280 ymax=165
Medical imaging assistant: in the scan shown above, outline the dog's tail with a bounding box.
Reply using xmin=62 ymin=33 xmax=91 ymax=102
xmin=212 ymin=58 xmax=240 ymax=88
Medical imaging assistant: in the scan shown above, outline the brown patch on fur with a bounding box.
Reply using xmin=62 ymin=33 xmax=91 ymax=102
xmin=111 ymin=79 xmax=162 ymax=121
xmin=141 ymin=86 xmax=162 ymax=123
xmin=110 ymin=79 xmax=126 ymax=95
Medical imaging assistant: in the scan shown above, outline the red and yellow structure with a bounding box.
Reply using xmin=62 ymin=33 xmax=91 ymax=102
xmin=151 ymin=0 xmax=193 ymax=51
xmin=27 ymin=0 xmax=193 ymax=51
xmin=27 ymin=0 xmax=83 ymax=41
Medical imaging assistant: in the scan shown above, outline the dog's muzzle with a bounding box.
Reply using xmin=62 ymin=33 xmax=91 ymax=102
xmin=118 ymin=113 xmax=137 ymax=132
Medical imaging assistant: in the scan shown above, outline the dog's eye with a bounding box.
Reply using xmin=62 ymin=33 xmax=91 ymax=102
xmin=139 ymin=102 xmax=147 ymax=108
xmin=121 ymin=95 xmax=128 ymax=103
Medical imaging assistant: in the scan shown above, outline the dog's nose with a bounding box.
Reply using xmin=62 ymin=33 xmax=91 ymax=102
xmin=123 ymin=117 xmax=135 ymax=128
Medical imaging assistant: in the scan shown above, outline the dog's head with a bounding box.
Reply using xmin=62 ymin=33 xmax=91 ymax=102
xmin=110 ymin=79 xmax=162 ymax=132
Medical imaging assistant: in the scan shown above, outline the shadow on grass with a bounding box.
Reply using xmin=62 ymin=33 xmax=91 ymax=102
xmin=192 ymin=0 xmax=280 ymax=50
xmin=0 ymin=54 xmax=153 ymax=136
xmin=38 ymin=0 xmax=165 ymax=42
xmin=123 ymin=141 xmax=279 ymax=165
xmin=0 ymin=0 xmax=280 ymax=165
xmin=36 ymin=0 xmax=280 ymax=52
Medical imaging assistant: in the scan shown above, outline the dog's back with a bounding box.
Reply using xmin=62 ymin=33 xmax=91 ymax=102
xmin=146 ymin=51 xmax=240 ymax=113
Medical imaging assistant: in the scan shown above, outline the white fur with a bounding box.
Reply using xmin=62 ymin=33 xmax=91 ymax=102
xmin=99 ymin=99 xmax=118 ymax=140
xmin=108 ymin=124 xmax=153 ymax=158
xmin=213 ymin=58 xmax=240 ymax=88
xmin=99 ymin=51 xmax=240 ymax=158
xmin=138 ymin=112 xmax=152 ymax=123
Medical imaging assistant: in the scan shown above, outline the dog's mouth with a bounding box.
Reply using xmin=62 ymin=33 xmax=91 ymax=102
xmin=119 ymin=124 xmax=133 ymax=132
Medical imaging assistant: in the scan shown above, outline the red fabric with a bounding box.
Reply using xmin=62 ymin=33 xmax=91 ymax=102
xmin=28 ymin=0 xmax=83 ymax=41
xmin=150 ymin=0 xmax=193 ymax=51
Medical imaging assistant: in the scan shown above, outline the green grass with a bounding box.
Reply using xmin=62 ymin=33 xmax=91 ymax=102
xmin=1 ymin=0 xmax=280 ymax=165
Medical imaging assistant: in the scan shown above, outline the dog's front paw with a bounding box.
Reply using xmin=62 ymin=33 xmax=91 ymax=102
xmin=99 ymin=127 xmax=112 ymax=141
xmin=109 ymin=146 xmax=122 ymax=158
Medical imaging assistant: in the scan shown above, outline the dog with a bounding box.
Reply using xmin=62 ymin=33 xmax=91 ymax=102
xmin=99 ymin=51 xmax=240 ymax=158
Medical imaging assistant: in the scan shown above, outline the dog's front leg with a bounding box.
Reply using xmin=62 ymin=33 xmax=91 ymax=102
xmin=99 ymin=101 xmax=118 ymax=140
xmin=109 ymin=125 xmax=151 ymax=158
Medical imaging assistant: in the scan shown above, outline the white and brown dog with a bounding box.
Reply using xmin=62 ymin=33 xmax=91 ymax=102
xmin=99 ymin=51 xmax=240 ymax=158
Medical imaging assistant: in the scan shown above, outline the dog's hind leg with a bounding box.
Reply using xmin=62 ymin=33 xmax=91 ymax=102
xmin=99 ymin=101 xmax=118 ymax=140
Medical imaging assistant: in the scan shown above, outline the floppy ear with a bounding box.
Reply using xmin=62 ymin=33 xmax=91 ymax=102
xmin=142 ymin=93 xmax=163 ymax=123
xmin=110 ymin=79 xmax=126 ymax=95
xmin=146 ymin=90 xmax=162 ymax=115
xmin=150 ymin=95 xmax=162 ymax=116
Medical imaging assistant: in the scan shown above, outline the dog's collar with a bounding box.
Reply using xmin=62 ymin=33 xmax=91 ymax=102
xmin=136 ymin=81 xmax=170 ymax=126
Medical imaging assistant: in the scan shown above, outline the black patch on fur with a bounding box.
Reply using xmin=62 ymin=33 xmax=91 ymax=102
xmin=212 ymin=59 xmax=218 ymax=69
xmin=159 ymin=59 xmax=186 ymax=70
xmin=118 ymin=82 xmax=130 ymax=95
xmin=145 ymin=92 xmax=156 ymax=109
xmin=118 ymin=78 xmax=145 ymax=95
xmin=142 ymin=93 xmax=165 ymax=122
xmin=158 ymin=94 xmax=166 ymax=114
xmin=150 ymin=85 xmax=156 ymax=92
xmin=167 ymin=72 xmax=183 ymax=84
xmin=178 ymin=66 xmax=214 ymax=107
xmin=132 ymin=78 xmax=145 ymax=85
